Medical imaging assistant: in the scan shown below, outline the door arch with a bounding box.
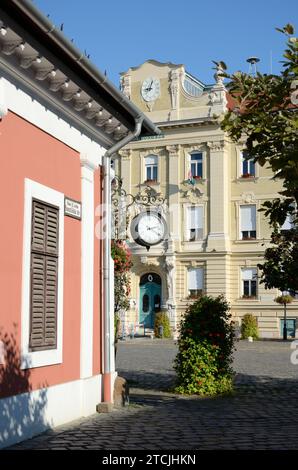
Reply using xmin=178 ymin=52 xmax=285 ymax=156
xmin=139 ymin=273 xmax=162 ymax=328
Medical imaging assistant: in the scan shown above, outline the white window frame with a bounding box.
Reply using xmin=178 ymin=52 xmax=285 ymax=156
xmin=21 ymin=178 xmax=64 ymax=369
xmin=184 ymin=149 xmax=206 ymax=182
xmin=190 ymin=152 xmax=203 ymax=179
xmin=239 ymin=204 xmax=257 ymax=240
xmin=186 ymin=205 xmax=204 ymax=241
xmin=241 ymin=268 xmax=258 ymax=299
xmin=187 ymin=267 xmax=204 ymax=298
xmin=144 ymin=155 xmax=158 ymax=182
xmin=240 ymin=151 xmax=256 ymax=178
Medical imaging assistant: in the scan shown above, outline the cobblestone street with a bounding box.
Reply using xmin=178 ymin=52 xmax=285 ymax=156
xmin=10 ymin=339 xmax=298 ymax=450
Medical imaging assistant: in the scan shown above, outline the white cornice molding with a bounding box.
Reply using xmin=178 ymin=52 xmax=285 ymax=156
xmin=139 ymin=147 xmax=164 ymax=158
xmin=1 ymin=72 xmax=105 ymax=163
xmin=80 ymin=153 xmax=100 ymax=172
xmin=166 ymin=144 xmax=180 ymax=155
xmin=0 ymin=24 xmax=127 ymax=143
xmin=118 ymin=148 xmax=132 ymax=160
xmin=206 ymin=140 xmax=226 ymax=152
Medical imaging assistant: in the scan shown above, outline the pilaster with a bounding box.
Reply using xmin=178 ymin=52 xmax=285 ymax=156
xmin=166 ymin=145 xmax=180 ymax=245
xmin=80 ymin=153 xmax=98 ymax=379
xmin=206 ymin=140 xmax=230 ymax=252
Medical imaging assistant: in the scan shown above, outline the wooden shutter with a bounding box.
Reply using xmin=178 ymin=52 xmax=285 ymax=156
xmin=31 ymin=202 xmax=46 ymax=252
xmin=44 ymin=256 xmax=58 ymax=347
xmin=29 ymin=200 xmax=59 ymax=351
xmin=30 ymin=254 xmax=46 ymax=349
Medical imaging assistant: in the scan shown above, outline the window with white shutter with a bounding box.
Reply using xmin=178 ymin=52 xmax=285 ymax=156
xmin=240 ymin=205 xmax=256 ymax=240
xmin=187 ymin=206 xmax=203 ymax=241
xmin=241 ymin=268 xmax=257 ymax=298
xmin=29 ymin=200 xmax=59 ymax=351
xmin=188 ymin=268 xmax=204 ymax=298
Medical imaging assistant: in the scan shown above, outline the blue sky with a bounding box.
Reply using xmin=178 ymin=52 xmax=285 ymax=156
xmin=34 ymin=0 xmax=298 ymax=86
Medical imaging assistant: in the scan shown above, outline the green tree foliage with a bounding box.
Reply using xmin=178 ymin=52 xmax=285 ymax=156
xmin=174 ymin=295 xmax=235 ymax=396
xmin=241 ymin=314 xmax=259 ymax=340
xmin=219 ymin=24 xmax=298 ymax=292
xmin=154 ymin=312 xmax=172 ymax=338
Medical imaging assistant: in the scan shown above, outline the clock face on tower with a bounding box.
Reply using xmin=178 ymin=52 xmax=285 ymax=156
xmin=141 ymin=77 xmax=161 ymax=102
xmin=131 ymin=211 xmax=167 ymax=247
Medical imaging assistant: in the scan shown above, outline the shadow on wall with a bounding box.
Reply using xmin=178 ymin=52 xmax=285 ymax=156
xmin=0 ymin=326 xmax=48 ymax=448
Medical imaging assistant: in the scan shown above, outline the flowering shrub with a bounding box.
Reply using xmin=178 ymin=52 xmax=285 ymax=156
xmin=111 ymin=241 xmax=132 ymax=314
xmin=174 ymin=295 xmax=235 ymax=396
xmin=275 ymin=294 xmax=293 ymax=305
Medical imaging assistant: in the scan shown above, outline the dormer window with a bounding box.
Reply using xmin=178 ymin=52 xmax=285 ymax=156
xmin=183 ymin=74 xmax=204 ymax=97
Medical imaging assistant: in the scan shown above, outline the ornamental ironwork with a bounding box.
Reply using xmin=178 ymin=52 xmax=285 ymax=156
xmin=111 ymin=176 xmax=167 ymax=240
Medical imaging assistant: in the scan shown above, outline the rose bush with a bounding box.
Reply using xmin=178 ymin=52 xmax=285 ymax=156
xmin=174 ymin=295 xmax=236 ymax=396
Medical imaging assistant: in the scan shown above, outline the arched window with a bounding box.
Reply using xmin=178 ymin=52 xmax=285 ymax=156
xmin=145 ymin=155 xmax=158 ymax=182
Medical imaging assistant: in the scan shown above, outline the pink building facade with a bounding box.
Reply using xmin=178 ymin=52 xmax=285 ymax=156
xmin=0 ymin=0 xmax=158 ymax=447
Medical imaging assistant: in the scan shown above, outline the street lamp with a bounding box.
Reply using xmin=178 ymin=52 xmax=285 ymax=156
xmin=275 ymin=292 xmax=293 ymax=341
xmin=282 ymin=291 xmax=288 ymax=341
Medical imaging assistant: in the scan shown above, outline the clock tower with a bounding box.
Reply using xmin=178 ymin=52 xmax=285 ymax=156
xmin=120 ymin=59 xmax=187 ymax=120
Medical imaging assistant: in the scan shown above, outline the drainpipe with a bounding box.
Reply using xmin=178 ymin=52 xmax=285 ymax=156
xmin=102 ymin=115 xmax=144 ymax=404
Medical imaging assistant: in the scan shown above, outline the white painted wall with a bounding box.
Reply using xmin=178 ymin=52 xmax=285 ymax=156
xmin=0 ymin=375 xmax=102 ymax=449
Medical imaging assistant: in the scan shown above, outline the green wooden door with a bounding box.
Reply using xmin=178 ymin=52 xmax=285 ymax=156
xmin=139 ymin=277 xmax=161 ymax=329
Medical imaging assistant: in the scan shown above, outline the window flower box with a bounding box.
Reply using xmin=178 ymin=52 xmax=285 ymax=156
xmin=144 ymin=179 xmax=158 ymax=185
xmin=241 ymin=295 xmax=257 ymax=300
xmin=193 ymin=175 xmax=202 ymax=180
xmin=187 ymin=293 xmax=203 ymax=300
xmin=241 ymin=173 xmax=253 ymax=178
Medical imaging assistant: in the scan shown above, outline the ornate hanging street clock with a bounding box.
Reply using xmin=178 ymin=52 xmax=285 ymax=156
xmin=131 ymin=211 xmax=167 ymax=249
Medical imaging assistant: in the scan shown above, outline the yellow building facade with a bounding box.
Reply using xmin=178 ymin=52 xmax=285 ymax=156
xmin=116 ymin=60 xmax=297 ymax=339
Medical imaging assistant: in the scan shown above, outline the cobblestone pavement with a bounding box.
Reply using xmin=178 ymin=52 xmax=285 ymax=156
xmin=10 ymin=339 xmax=298 ymax=450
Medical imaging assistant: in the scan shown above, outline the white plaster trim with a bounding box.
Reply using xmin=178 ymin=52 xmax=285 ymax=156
xmin=237 ymin=202 xmax=259 ymax=241
xmin=0 ymin=77 xmax=7 ymax=118
xmin=238 ymin=149 xmax=259 ymax=179
xmin=21 ymin=179 xmax=64 ymax=369
xmin=184 ymin=147 xmax=207 ymax=181
xmin=1 ymin=75 xmax=104 ymax=164
xmin=0 ymin=374 xmax=102 ymax=449
xmin=80 ymin=156 xmax=95 ymax=379
xmin=109 ymin=257 xmax=115 ymax=376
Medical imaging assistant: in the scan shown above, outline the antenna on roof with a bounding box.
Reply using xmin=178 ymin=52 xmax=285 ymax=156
xmin=246 ymin=56 xmax=260 ymax=76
